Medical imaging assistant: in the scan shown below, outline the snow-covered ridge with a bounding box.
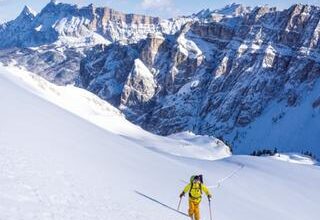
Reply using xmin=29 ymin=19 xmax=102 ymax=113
xmin=271 ymin=153 xmax=318 ymax=165
xmin=0 ymin=64 xmax=231 ymax=160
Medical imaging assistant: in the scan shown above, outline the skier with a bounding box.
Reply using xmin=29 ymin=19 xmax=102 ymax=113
xmin=179 ymin=175 xmax=212 ymax=220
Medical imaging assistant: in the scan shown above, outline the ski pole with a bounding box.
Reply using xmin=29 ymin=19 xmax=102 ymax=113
xmin=208 ymin=198 xmax=213 ymax=220
xmin=177 ymin=197 xmax=182 ymax=211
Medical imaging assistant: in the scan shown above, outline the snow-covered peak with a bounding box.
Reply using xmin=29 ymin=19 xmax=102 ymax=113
xmin=46 ymin=0 xmax=59 ymax=7
xmin=20 ymin=5 xmax=36 ymax=18
xmin=16 ymin=5 xmax=36 ymax=21
xmin=195 ymin=8 xmax=213 ymax=18
xmin=86 ymin=3 xmax=95 ymax=9
xmin=2 ymin=5 xmax=36 ymax=31
xmin=43 ymin=0 xmax=57 ymax=10
xmin=40 ymin=0 xmax=77 ymax=14
xmin=214 ymin=3 xmax=251 ymax=16
xmin=193 ymin=3 xmax=251 ymax=21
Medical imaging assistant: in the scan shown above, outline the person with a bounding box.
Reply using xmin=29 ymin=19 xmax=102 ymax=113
xmin=179 ymin=175 xmax=212 ymax=220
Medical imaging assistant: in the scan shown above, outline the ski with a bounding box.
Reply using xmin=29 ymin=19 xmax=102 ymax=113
xmin=135 ymin=191 xmax=189 ymax=217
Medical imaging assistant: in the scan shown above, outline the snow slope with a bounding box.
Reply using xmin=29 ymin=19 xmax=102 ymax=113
xmin=271 ymin=153 xmax=318 ymax=165
xmin=0 ymin=66 xmax=319 ymax=220
xmin=1 ymin=65 xmax=230 ymax=161
xmin=229 ymin=83 xmax=320 ymax=157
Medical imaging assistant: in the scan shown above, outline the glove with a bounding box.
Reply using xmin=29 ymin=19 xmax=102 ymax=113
xmin=208 ymin=194 xmax=212 ymax=201
xmin=179 ymin=192 xmax=185 ymax=198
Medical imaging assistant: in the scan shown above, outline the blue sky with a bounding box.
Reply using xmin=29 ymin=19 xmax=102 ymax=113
xmin=0 ymin=0 xmax=319 ymax=23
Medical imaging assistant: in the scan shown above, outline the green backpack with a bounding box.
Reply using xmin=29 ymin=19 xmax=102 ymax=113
xmin=190 ymin=175 xmax=203 ymax=183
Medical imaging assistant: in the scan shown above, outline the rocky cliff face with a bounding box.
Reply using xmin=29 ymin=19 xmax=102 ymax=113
xmin=79 ymin=4 xmax=320 ymax=155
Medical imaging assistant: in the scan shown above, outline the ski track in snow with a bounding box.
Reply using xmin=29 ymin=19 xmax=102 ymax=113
xmin=208 ymin=163 xmax=245 ymax=188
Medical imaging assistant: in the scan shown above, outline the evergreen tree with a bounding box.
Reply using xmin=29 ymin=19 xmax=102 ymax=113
xmin=273 ymin=147 xmax=278 ymax=155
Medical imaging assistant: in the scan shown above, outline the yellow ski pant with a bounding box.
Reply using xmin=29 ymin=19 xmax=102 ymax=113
xmin=188 ymin=199 xmax=200 ymax=220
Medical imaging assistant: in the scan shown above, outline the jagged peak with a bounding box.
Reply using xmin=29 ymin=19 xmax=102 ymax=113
xmin=19 ymin=5 xmax=36 ymax=18
xmin=194 ymin=8 xmax=213 ymax=18
xmin=287 ymin=3 xmax=310 ymax=12
xmin=214 ymin=3 xmax=251 ymax=16
xmin=290 ymin=3 xmax=304 ymax=8
xmin=87 ymin=3 xmax=95 ymax=8
xmin=41 ymin=0 xmax=60 ymax=12
xmin=40 ymin=0 xmax=79 ymax=15
xmin=194 ymin=3 xmax=251 ymax=20
xmin=81 ymin=3 xmax=95 ymax=12
xmin=50 ymin=0 xmax=58 ymax=4
xmin=223 ymin=3 xmax=243 ymax=10
xmin=251 ymin=4 xmax=277 ymax=16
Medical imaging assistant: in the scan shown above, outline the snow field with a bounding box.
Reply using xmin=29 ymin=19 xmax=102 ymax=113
xmin=0 ymin=65 xmax=319 ymax=220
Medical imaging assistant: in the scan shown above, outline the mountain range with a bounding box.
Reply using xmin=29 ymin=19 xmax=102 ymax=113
xmin=0 ymin=1 xmax=319 ymax=156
